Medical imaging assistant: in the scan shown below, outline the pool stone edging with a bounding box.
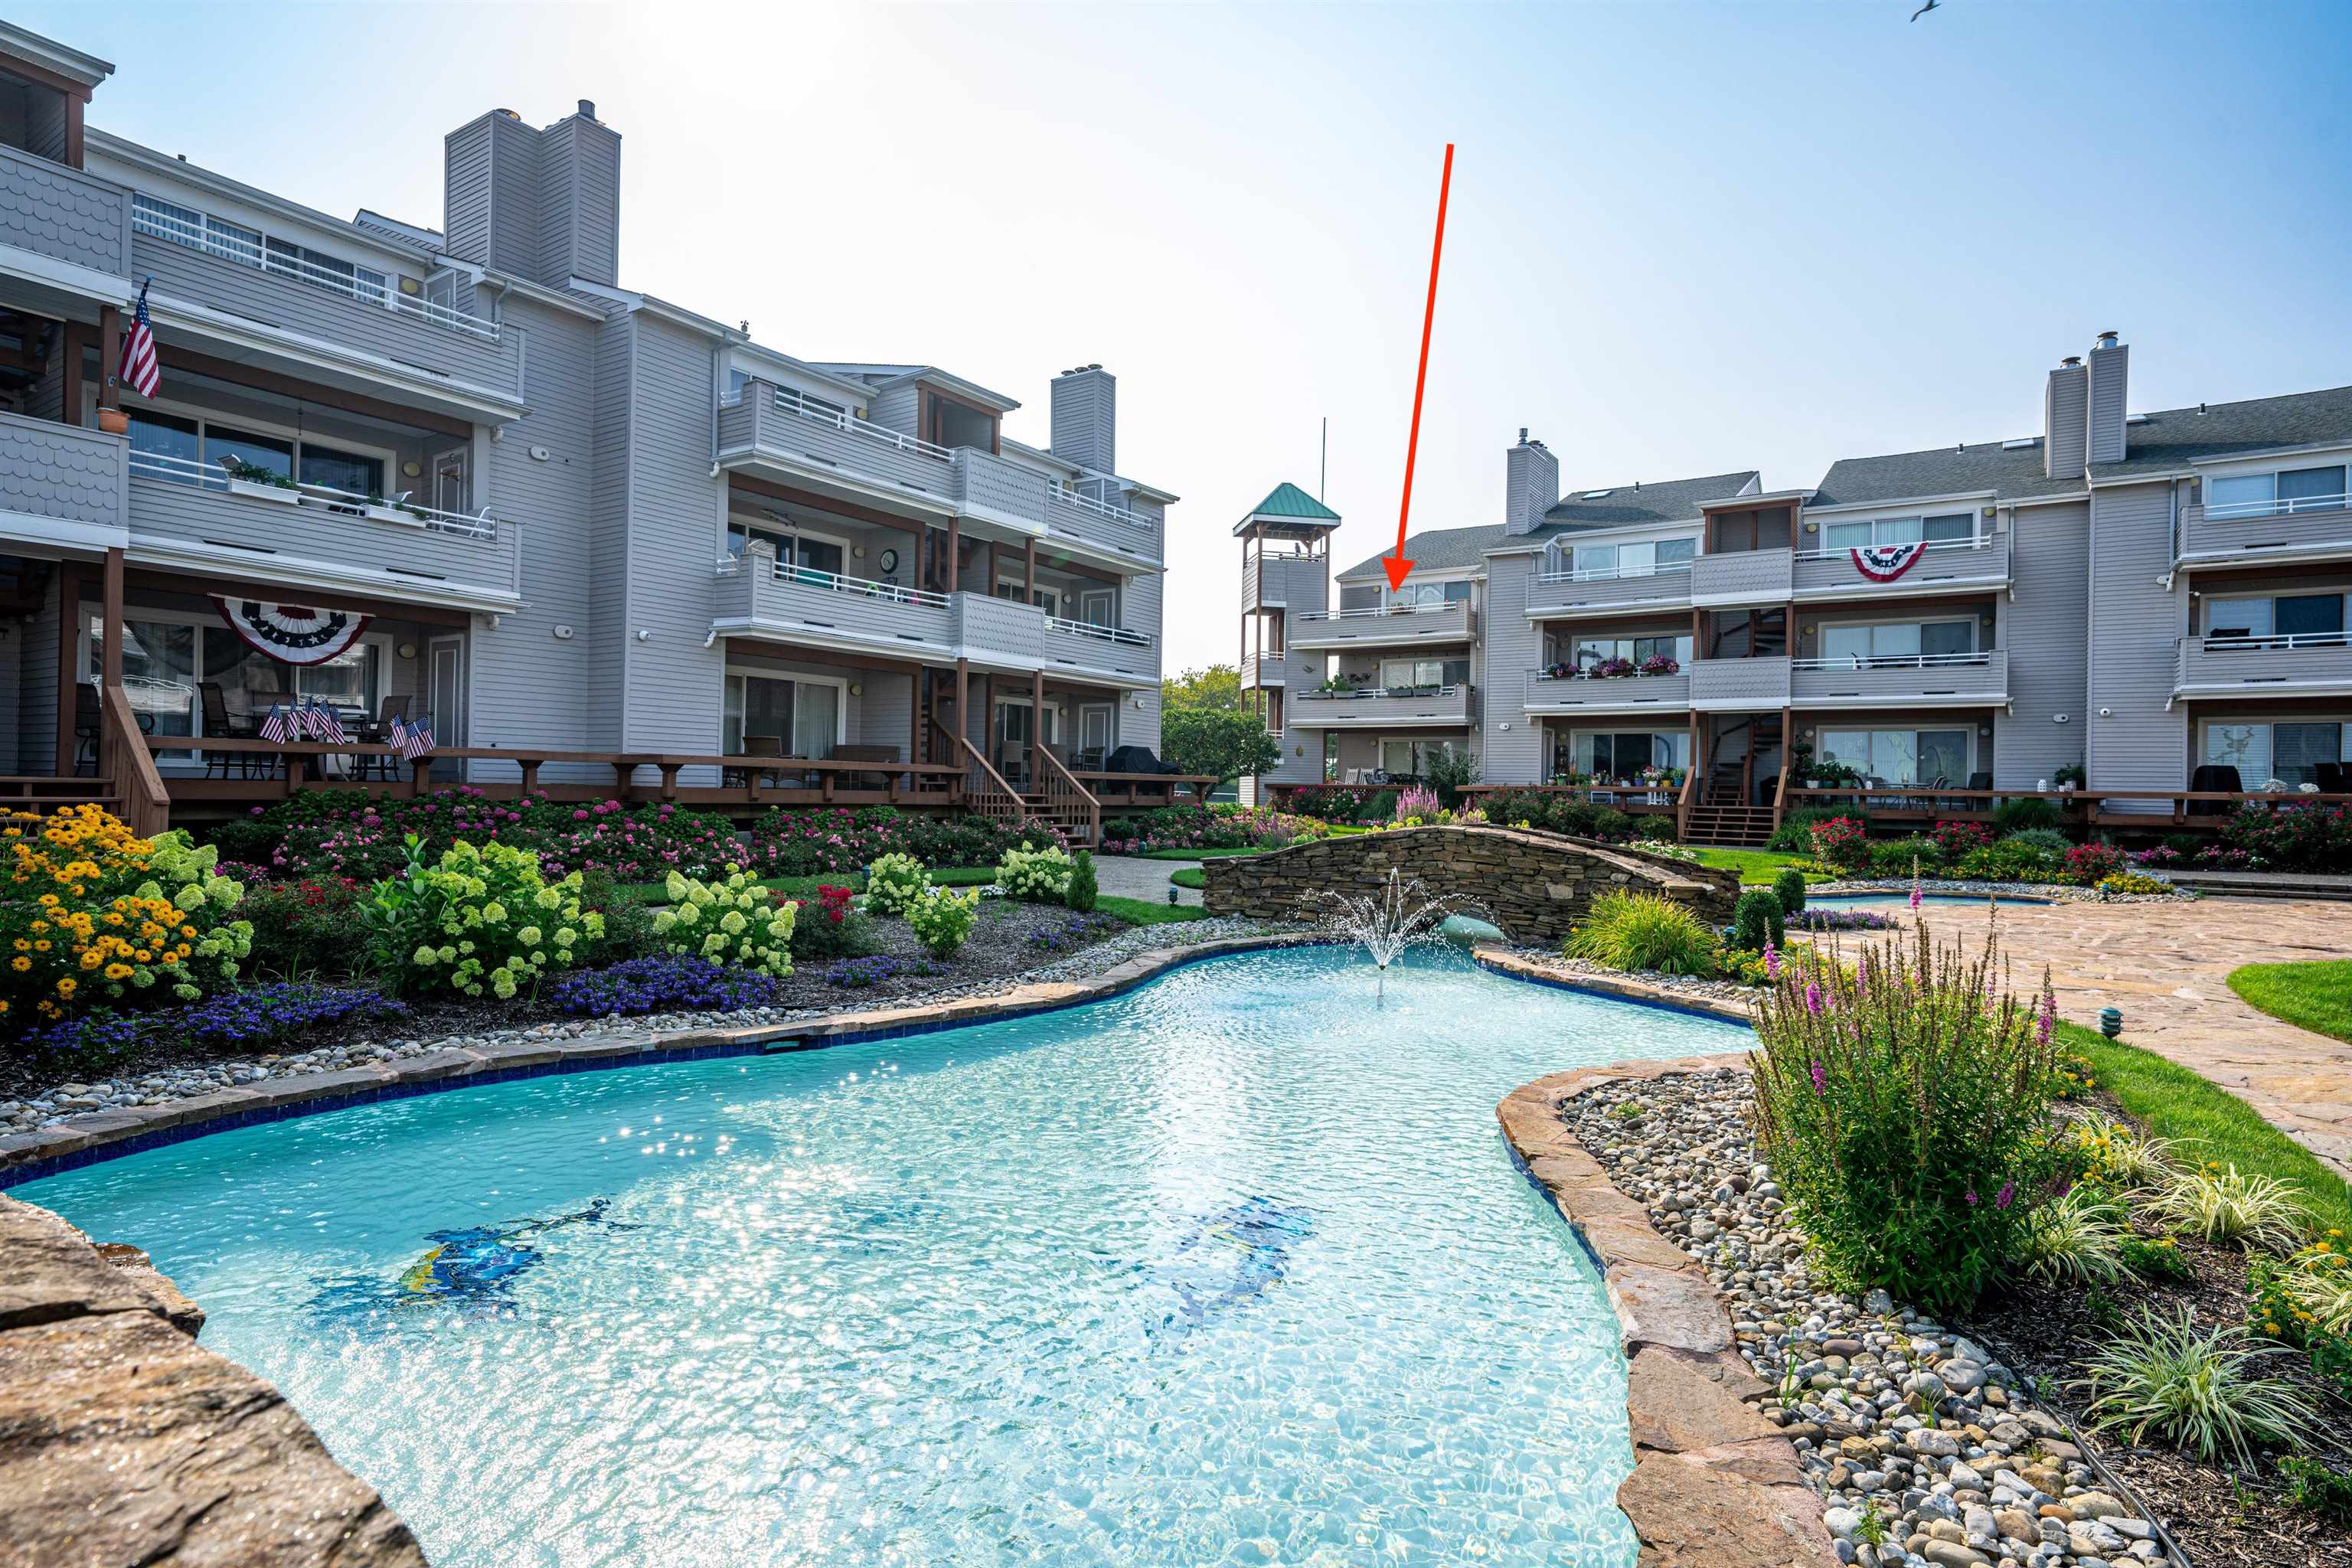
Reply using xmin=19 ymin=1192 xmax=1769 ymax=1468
xmin=0 ymin=933 xmax=1326 ymax=1189
xmin=1493 ymin=1018 xmax=1840 ymax=1566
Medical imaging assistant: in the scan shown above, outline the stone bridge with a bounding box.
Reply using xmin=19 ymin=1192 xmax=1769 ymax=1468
xmin=1198 ymin=825 xmax=1742 ymax=945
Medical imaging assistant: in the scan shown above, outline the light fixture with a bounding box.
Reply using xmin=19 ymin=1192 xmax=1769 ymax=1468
xmin=401 ymin=459 xmax=423 ymax=478
xmin=848 ymin=682 xmax=863 ymax=697
xmin=397 ymin=642 xmax=417 ymax=659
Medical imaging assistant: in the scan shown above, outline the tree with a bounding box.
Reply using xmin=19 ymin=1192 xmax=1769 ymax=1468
xmin=1161 ymin=664 xmax=1243 ymax=713
xmin=1161 ymin=706 xmax=1282 ymax=785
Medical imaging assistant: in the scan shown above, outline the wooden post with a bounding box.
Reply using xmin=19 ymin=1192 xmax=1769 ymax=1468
xmin=953 ymin=658 xmax=969 ymax=746
xmin=1024 ymin=536 xmax=1037 ymax=603
xmin=946 ymin=516 xmax=961 ymax=593
xmin=54 ymin=562 xmax=80 ymax=776
xmin=97 ymin=306 xmax=122 ymax=414
xmin=97 ymin=548 xmax=122 ymax=781
xmin=1031 ymin=668 xmax=1044 ymax=779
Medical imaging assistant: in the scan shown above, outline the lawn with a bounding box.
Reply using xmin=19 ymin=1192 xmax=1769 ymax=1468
xmin=615 ymin=866 xmax=997 ymax=903
xmin=1169 ymin=867 xmax=1206 ymax=890
xmin=1687 ymin=848 xmax=1821 ymax=887
xmin=2060 ymin=1019 xmax=2352 ymax=1238
xmin=2225 ymin=959 xmax=2352 ymax=1046
xmin=1093 ymin=894 xmax=1206 ymax=926
xmin=1118 ymin=845 xmax=1268 ymax=861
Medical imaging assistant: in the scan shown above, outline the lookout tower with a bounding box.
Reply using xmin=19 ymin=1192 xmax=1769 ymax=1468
xmin=1234 ymin=482 xmax=1342 ymax=805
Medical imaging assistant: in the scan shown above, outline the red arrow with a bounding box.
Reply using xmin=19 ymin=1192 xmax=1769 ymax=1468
xmin=1384 ymin=142 xmax=1455 ymax=594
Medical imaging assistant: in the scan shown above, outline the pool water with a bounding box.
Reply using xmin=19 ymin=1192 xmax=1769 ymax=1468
xmin=18 ymin=946 xmax=1748 ymax=1568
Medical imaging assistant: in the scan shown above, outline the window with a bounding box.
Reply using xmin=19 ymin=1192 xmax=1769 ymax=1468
xmin=1380 ymin=737 xmax=1462 ymax=776
xmin=2209 ymin=464 xmax=2349 ymax=521
xmin=1378 ymin=657 xmax=1460 ymax=690
xmin=723 ymin=671 xmax=845 ymax=757
xmin=297 ymin=443 xmax=384 ymax=498
xmin=119 ymin=396 xmax=400 ymax=501
xmin=1569 ymin=633 xmax=1692 ymax=669
xmin=1815 ymin=619 xmax=1976 ymax=666
xmin=1383 ymin=580 xmax=1443 ymax=610
xmin=2207 ymin=593 xmax=2350 ymax=647
xmin=2203 ymin=720 xmax=2347 ymax=789
xmin=1822 ymin=513 xmax=1977 ymax=552
xmin=85 ymin=612 xmax=386 ymax=743
xmin=133 ymin=191 xmax=394 ymax=309
xmin=1547 ymin=537 xmax=1695 ymax=580
xmin=1563 ymin=729 xmax=1689 ymax=779
xmin=1322 ymin=729 xmax=1341 ymax=782
xmin=726 ymin=522 xmax=846 ymax=580
xmin=1816 ymin=728 xmax=1973 ymax=786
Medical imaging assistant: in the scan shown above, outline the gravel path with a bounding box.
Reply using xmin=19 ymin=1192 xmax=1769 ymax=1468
xmin=1093 ymin=853 xmax=1204 ymax=906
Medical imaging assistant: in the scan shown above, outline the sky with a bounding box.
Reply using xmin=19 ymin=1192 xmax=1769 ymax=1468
xmin=32 ymin=0 xmax=2352 ymax=677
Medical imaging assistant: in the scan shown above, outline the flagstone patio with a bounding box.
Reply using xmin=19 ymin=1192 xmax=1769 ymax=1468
xmin=1913 ymin=894 xmax=2352 ymax=1183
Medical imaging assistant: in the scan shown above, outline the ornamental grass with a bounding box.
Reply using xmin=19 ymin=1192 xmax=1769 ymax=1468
xmin=1749 ymin=920 xmax=2064 ymax=1312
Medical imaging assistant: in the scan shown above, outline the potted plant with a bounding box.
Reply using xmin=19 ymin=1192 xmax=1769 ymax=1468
xmin=219 ymin=453 xmax=299 ymax=504
xmin=96 ymin=407 xmax=129 ymax=436
xmin=362 ymin=492 xmax=430 ymax=526
xmin=2053 ymin=763 xmax=2086 ymax=793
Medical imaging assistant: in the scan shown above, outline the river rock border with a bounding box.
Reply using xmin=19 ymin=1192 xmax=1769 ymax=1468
xmin=0 ymin=934 xmax=1320 ymax=1189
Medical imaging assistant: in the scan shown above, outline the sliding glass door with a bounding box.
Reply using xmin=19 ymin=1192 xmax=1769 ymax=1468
xmin=723 ymin=672 xmax=842 ymax=757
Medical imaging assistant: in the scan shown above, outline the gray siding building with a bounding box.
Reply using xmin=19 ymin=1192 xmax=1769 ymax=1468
xmin=0 ymin=21 xmax=1174 ymax=825
xmin=1247 ymin=334 xmax=2352 ymax=841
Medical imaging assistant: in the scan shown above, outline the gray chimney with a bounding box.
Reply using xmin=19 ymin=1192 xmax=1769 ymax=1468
xmin=1049 ymin=365 xmax=1116 ymax=474
xmin=2043 ymin=356 xmax=2088 ymax=482
xmin=2086 ymin=331 xmax=2128 ymax=466
xmin=443 ymin=102 xmax=621 ymax=288
xmin=1505 ymin=429 xmax=1559 ymax=537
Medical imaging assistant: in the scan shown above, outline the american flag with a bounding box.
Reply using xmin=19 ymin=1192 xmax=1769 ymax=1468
xmin=385 ymin=714 xmax=408 ymax=758
xmin=312 ymin=702 xmax=351 ymax=746
xmin=258 ymin=704 xmax=291 ymax=743
xmin=119 ymin=279 xmax=160 ymax=400
xmin=400 ymin=716 xmax=435 ymax=761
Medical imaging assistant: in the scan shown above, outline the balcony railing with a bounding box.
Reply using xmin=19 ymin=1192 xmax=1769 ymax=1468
xmin=2174 ymin=632 xmax=2352 ymax=697
xmin=1790 ymin=649 xmax=2009 ymax=707
xmin=1292 ymin=599 xmax=1474 ymax=647
xmin=0 ymin=142 xmax=129 ymax=280
xmin=1688 ymin=655 xmax=1793 ymax=709
xmin=1792 ymin=531 xmax=2011 ymax=596
xmin=0 ymin=412 xmax=126 ymax=533
xmin=126 ymin=450 xmax=519 ymax=605
xmin=2178 ymin=500 xmax=2352 ymax=565
xmin=1691 ymin=547 xmax=1795 ymax=607
xmin=1527 ymin=559 xmax=1694 ymax=616
xmin=1521 ymin=667 xmax=1691 ymax=714
xmin=1292 ymin=684 xmax=1475 ymax=727
xmin=1046 ymin=614 xmax=1151 ymax=649
xmin=2208 ymin=491 xmax=2352 ymax=522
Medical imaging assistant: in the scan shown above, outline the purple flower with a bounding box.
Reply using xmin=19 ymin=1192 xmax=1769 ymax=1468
xmin=1809 ymin=1059 xmax=1825 ymax=1095
xmin=1804 ymin=981 xmax=1823 ymax=1014
xmin=1994 ymin=1181 xmax=2015 ymax=1210
xmin=1964 ymin=1188 xmax=1980 ymax=1205
xmin=1763 ymin=938 xmax=1780 ymax=980
xmin=2036 ymin=993 xmax=2055 ymax=1048
xmin=1909 ymin=878 xmax=1923 ymax=911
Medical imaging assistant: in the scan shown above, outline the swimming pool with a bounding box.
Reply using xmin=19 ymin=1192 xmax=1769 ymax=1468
xmin=17 ymin=946 xmax=1749 ymax=1567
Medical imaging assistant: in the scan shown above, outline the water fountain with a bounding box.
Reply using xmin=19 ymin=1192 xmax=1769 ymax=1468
xmin=1300 ymin=866 xmax=1481 ymax=996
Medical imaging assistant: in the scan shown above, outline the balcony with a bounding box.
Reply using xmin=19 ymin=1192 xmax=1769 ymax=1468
xmin=1290 ymin=684 xmax=1476 ymax=729
xmin=1245 ymin=552 xmax=1323 ymax=613
xmin=125 ymin=451 xmax=518 ymax=610
xmin=1291 ymin=599 xmax=1475 ymax=650
xmin=0 ymin=411 xmax=127 ymax=549
xmin=717 ymin=387 xmax=956 ymax=518
xmin=0 ymin=144 xmax=129 ymax=299
xmin=1526 ymin=560 xmax=1693 ymax=618
xmin=1793 ymin=533 xmax=2011 ymax=598
xmin=1790 ymin=649 xmax=2009 ymax=709
xmin=1691 ymin=548 xmax=1794 ymax=607
xmin=714 ymin=554 xmax=1156 ymax=686
xmin=1688 ymin=655 xmax=1792 ymax=710
xmin=1045 ymin=479 xmax=1161 ymax=566
xmin=2174 ymin=633 xmax=2352 ymax=700
xmin=1521 ymin=668 xmax=1690 ymax=716
xmin=129 ymin=215 xmax=523 ymax=420
xmin=2178 ymin=498 xmax=2352 ymax=569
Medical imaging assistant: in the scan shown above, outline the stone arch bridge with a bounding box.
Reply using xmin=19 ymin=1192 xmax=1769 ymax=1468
xmin=1197 ymin=825 xmax=1742 ymax=946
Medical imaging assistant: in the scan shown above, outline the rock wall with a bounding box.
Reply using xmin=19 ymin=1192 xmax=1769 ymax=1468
xmin=0 ymin=1194 xmax=429 ymax=1566
xmin=1200 ymin=825 xmax=1741 ymax=945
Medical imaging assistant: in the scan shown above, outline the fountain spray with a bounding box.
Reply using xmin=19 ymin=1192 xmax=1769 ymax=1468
xmin=1299 ymin=867 xmax=1475 ymax=998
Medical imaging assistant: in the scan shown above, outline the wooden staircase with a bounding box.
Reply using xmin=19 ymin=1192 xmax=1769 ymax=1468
xmin=1682 ymin=761 xmax=1774 ymax=848
xmin=931 ymin=723 xmax=1099 ymax=847
xmin=2 ymin=686 xmax=171 ymax=837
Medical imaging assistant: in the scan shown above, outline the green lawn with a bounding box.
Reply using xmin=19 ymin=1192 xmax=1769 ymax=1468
xmin=614 ymin=865 xmax=996 ymax=903
xmin=1169 ymin=867 xmax=1207 ymax=890
xmin=2226 ymin=959 xmax=2352 ymax=1047
xmin=1688 ymin=848 xmax=1821 ymax=886
xmin=1093 ymin=894 xmax=1207 ymax=926
xmin=2060 ymin=1019 xmax=2352 ymax=1238
xmin=1119 ymin=845 xmax=1267 ymax=861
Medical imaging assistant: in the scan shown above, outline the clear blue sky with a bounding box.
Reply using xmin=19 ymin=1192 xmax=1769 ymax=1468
xmin=31 ymin=1 xmax=2352 ymax=674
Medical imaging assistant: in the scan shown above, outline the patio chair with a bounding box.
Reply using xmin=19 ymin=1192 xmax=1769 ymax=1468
xmin=832 ymin=743 xmax=900 ymax=791
xmin=73 ymin=684 xmax=154 ymax=776
xmin=197 ymin=683 xmax=262 ymax=779
xmin=351 ymin=694 xmax=411 ymax=782
xmin=2187 ymin=763 xmax=2243 ymax=816
xmin=723 ymin=733 xmax=786 ymax=789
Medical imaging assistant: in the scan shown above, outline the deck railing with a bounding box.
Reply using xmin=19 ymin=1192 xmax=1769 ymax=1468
xmin=769 ymin=385 xmax=954 ymax=462
xmin=129 ymin=449 xmax=504 ymax=541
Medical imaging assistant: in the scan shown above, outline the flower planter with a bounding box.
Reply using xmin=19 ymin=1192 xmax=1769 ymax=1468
xmin=96 ymin=407 xmax=129 ymax=436
xmin=364 ymin=505 xmax=426 ymax=527
xmin=227 ymin=477 xmax=300 ymax=505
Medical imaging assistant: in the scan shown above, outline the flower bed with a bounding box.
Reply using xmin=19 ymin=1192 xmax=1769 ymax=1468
xmin=1099 ymin=804 xmax=1325 ymax=855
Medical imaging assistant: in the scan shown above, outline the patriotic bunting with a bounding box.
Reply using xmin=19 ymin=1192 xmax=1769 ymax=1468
xmin=1850 ymin=541 xmax=1926 ymax=583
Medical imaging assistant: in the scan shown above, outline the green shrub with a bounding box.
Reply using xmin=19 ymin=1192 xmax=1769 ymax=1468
xmin=1065 ymin=849 xmax=1099 ymax=913
xmin=2006 ymin=828 xmax=2073 ymax=856
xmin=906 ymin=885 xmax=981 ymax=957
xmin=2018 ymin=1185 xmax=2131 ymax=1285
xmin=368 ymin=837 xmax=604 ymax=999
xmin=1772 ymin=867 xmax=1807 ymax=918
xmin=785 ymin=885 xmax=867 ymax=961
xmin=2073 ymin=1305 xmax=2322 ymax=1465
xmin=1955 ymin=838 xmax=2065 ymax=883
xmin=2279 ymin=1456 xmax=2352 ymax=1528
xmin=1993 ymin=796 xmax=2066 ymax=835
xmin=1733 ymin=888 xmax=1785 ymax=952
xmin=1867 ymin=835 xmax=1943 ymax=877
xmin=2118 ymin=1234 xmax=2193 ymax=1282
xmin=996 ymin=843 xmax=1075 ymax=903
xmin=650 ymin=867 xmax=797 ymax=975
xmin=1768 ymin=807 xmax=1853 ymax=854
xmin=862 ymin=852 xmax=930 ymax=917
xmin=1750 ymin=926 xmax=2063 ymax=1311
xmin=1808 ymin=816 xmax=1872 ymax=873
xmin=1563 ymin=890 xmax=1719 ymax=976
xmin=239 ymin=874 xmax=371 ymax=982
xmin=2252 ymin=1236 xmax=2352 ymax=1405
xmin=2152 ymin=1164 xmax=2311 ymax=1251
xmin=577 ymin=869 xmax=661 ymax=962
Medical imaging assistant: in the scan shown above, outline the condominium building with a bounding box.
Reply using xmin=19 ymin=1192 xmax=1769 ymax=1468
xmin=1243 ymin=334 xmax=2352 ymax=841
xmin=0 ymin=20 xmax=1171 ymax=835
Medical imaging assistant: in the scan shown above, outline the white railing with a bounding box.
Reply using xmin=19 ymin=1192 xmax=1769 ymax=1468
xmin=1790 ymin=650 xmax=1993 ymax=671
xmin=1535 ymin=559 xmax=1694 ymax=585
xmin=129 ymin=449 xmax=501 ymax=540
xmin=1529 ymin=665 xmax=1683 ymax=682
xmin=1047 ymin=479 xmax=1158 ymax=533
xmin=2200 ymin=630 xmax=2352 ymax=652
xmin=132 ymin=197 xmax=501 ymax=342
xmin=1298 ymin=600 xmax=1463 ymax=622
xmin=714 ymin=553 xmax=952 ymax=609
xmin=1298 ymin=684 xmax=1461 ymax=701
xmin=2207 ymin=492 xmax=2352 ymax=522
xmin=770 ymin=386 xmax=952 ymax=463
xmin=1046 ymin=614 xmax=1152 ymax=648
xmin=1794 ymin=535 xmax=1989 ymax=561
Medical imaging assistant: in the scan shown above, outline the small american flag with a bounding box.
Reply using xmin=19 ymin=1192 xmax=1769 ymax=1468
xmin=119 ymin=279 xmax=160 ymax=400
xmin=385 ymin=714 xmax=408 ymax=757
xmin=401 ymin=716 xmax=435 ymax=761
xmin=313 ymin=703 xmax=351 ymax=746
xmin=259 ymin=704 xmax=291 ymax=744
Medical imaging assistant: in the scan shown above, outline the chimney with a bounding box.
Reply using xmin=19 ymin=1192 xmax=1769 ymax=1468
xmin=2043 ymin=355 xmax=2088 ymax=482
xmin=1505 ymin=428 xmax=1558 ymax=536
xmin=1049 ymin=365 xmax=1116 ymax=474
xmin=2086 ymin=330 xmax=2128 ymax=466
xmin=443 ymin=101 xmax=621 ymax=288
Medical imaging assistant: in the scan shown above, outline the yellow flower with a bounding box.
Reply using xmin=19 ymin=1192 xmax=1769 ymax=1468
xmin=54 ymin=977 xmax=74 ymax=996
xmin=8 ymin=956 xmax=25 ymax=972
xmin=103 ymin=962 xmax=132 ymax=980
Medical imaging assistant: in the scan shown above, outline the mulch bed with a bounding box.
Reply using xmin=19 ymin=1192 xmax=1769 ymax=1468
xmin=1958 ymin=1086 xmax=2352 ymax=1567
